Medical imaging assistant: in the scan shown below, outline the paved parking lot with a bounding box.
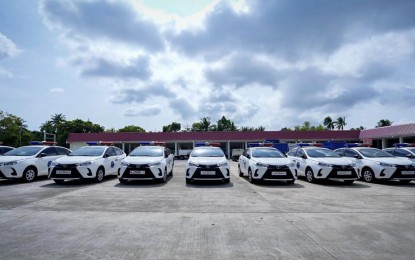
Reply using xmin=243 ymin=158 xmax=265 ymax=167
xmin=0 ymin=160 xmax=415 ymax=259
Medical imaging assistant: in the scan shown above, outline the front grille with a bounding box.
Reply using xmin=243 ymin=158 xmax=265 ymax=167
xmin=122 ymin=165 xmax=160 ymax=179
xmin=260 ymin=167 xmax=294 ymax=180
xmin=50 ymin=164 xmax=83 ymax=179
xmin=327 ymin=166 xmax=358 ymax=178
xmin=391 ymin=165 xmax=415 ymax=179
xmin=191 ymin=164 xmax=226 ymax=179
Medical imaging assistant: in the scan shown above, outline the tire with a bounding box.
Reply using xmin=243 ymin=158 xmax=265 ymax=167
xmin=287 ymin=179 xmax=295 ymax=184
xmin=224 ymin=178 xmax=230 ymax=184
xmin=169 ymin=168 xmax=173 ymax=177
xmin=344 ymin=180 xmax=355 ymax=184
xmin=248 ymin=168 xmax=255 ymax=184
xmin=362 ymin=168 xmax=375 ymax=183
xmin=186 ymin=178 xmax=191 ymax=184
xmin=22 ymin=167 xmax=37 ymax=182
xmin=238 ymin=164 xmax=243 ymax=177
xmin=94 ymin=167 xmax=105 ymax=183
xmin=53 ymin=179 xmax=65 ymax=184
xmin=305 ymin=168 xmax=315 ymax=183
xmin=400 ymin=180 xmax=411 ymax=184
xmin=118 ymin=178 xmax=128 ymax=184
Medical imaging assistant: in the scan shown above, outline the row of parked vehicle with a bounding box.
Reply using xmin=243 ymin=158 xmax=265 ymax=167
xmin=0 ymin=142 xmax=414 ymax=185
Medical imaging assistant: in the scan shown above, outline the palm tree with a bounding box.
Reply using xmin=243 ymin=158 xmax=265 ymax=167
xmin=376 ymin=119 xmax=393 ymax=128
xmin=50 ymin=113 xmax=66 ymax=133
xmin=200 ymin=117 xmax=212 ymax=131
xmin=323 ymin=116 xmax=335 ymax=130
xmin=336 ymin=116 xmax=346 ymax=130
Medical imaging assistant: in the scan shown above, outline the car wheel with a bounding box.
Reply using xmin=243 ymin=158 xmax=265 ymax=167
xmin=186 ymin=178 xmax=191 ymax=184
xmin=305 ymin=168 xmax=315 ymax=183
xmin=362 ymin=168 xmax=375 ymax=183
xmin=344 ymin=180 xmax=355 ymax=184
xmin=223 ymin=178 xmax=230 ymax=184
xmin=287 ymin=179 xmax=295 ymax=184
xmin=238 ymin=164 xmax=243 ymax=177
xmin=22 ymin=167 xmax=37 ymax=182
xmin=169 ymin=168 xmax=173 ymax=177
xmin=118 ymin=178 xmax=128 ymax=184
xmin=400 ymin=180 xmax=411 ymax=184
xmin=248 ymin=168 xmax=255 ymax=183
xmin=94 ymin=167 xmax=105 ymax=183
xmin=53 ymin=179 xmax=65 ymax=184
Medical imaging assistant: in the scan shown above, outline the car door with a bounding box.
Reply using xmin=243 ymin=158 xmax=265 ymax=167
xmin=295 ymin=149 xmax=308 ymax=176
xmin=239 ymin=149 xmax=250 ymax=174
xmin=37 ymin=147 xmax=59 ymax=176
xmin=343 ymin=149 xmax=364 ymax=169
xmin=113 ymin=147 xmax=125 ymax=172
xmin=103 ymin=147 xmax=117 ymax=175
xmin=164 ymin=148 xmax=173 ymax=173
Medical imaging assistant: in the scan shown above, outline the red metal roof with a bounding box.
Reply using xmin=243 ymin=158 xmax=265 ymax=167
xmin=67 ymin=130 xmax=360 ymax=143
xmin=359 ymin=123 xmax=415 ymax=139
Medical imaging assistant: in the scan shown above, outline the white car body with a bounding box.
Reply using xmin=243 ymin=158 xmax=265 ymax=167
xmin=287 ymin=146 xmax=359 ymax=183
xmin=238 ymin=147 xmax=297 ymax=184
xmin=48 ymin=146 xmax=126 ymax=183
xmin=334 ymin=147 xmax=415 ymax=183
xmin=0 ymin=145 xmax=71 ymax=182
xmin=186 ymin=146 xmax=230 ymax=183
xmin=119 ymin=146 xmax=174 ymax=183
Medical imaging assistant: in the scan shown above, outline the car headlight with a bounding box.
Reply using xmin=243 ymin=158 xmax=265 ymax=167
xmin=318 ymin=162 xmax=332 ymax=167
xmin=149 ymin=161 xmax=162 ymax=167
xmin=377 ymin=162 xmax=394 ymax=167
xmin=255 ymin=162 xmax=268 ymax=167
xmin=188 ymin=162 xmax=198 ymax=167
xmin=77 ymin=161 xmax=92 ymax=167
xmin=218 ymin=161 xmax=228 ymax=167
xmin=49 ymin=161 xmax=58 ymax=167
xmin=121 ymin=161 xmax=130 ymax=167
xmin=0 ymin=161 xmax=18 ymax=167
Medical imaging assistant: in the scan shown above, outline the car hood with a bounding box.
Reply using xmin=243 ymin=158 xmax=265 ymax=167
xmin=55 ymin=156 xmax=101 ymax=164
xmin=365 ymin=157 xmax=413 ymax=165
xmin=123 ymin=156 xmax=162 ymax=164
xmin=0 ymin=156 xmax=33 ymax=163
xmin=189 ymin=157 xmax=227 ymax=165
xmin=309 ymin=157 xmax=354 ymax=165
xmin=252 ymin=157 xmax=292 ymax=165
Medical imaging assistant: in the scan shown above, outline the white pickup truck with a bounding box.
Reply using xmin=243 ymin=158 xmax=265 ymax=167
xmin=176 ymin=149 xmax=192 ymax=160
xmin=231 ymin=149 xmax=244 ymax=161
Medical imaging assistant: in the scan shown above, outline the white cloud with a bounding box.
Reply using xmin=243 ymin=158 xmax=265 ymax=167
xmin=49 ymin=88 xmax=65 ymax=93
xmin=124 ymin=106 xmax=161 ymax=116
xmin=0 ymin=33 xmax=20 ymax=59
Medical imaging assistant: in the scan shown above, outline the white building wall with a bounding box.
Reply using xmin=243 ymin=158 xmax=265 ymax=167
xmin=69 ymin=142 xmax=85 ymax=151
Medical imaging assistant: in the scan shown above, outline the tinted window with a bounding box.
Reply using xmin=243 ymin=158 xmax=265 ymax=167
xmin=344 ymin=149 xmax=358 ymax=158
xmin=42 ymin=147 xmax=57 ymax=156
xmin=359 ymin=149 xmax=393 ymax=158
xmin=252 ymin=148 xmax=284 ymax=158
xmin=334 ymin=149 xmax=344 ymax=156
xmin=287 ymin=148 xmax=297 ymax=156
xmin=106 ymin=147 xmax=116 ymax=157
xmin=56 ymin=147 xmax=70 ymax=155
xmin=129 ymin=147 xmax=164 ymax=157
xmin=306 ymin=148 xmax=340 ymax=158
xmin=296 ymin=149 xmax=305 ymax=158
xmin=395 ymin=149 xmax=412 ymax=157
xmin=191 ymin=147 xmax=224 ymax=157
xmin=383 ymin=149 xmax=394 ymax=156
xmin=69 ymin=146 xmax=106 ymax=156
xmin=3 ymin=146 xmax=43 ymax=156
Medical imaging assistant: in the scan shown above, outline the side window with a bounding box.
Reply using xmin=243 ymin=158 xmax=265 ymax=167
xmin=383 ymin=149 xmax=394 ymax=156
xmin=42 ymin=147 xmax=58 ymax=156
xmin=344 ymin=149 xmax=358 ymax=158
xmin=114 ymin=147 xmax=124 ymax=155
xmin=242 ymin=149 xmax=249 ymax=157
xmin=296 ymin=149 xmax=305 ymax=158
xmin=334 ymin=149 xmax=344 ymax=156
xmin=56 ymin=147 xmax=70 ymax=155
xmin=287 ymin=148 xmax=297 ymax=156
xmin=106 ymin=147 xmax=116 ymax=157
xmin=395 ymin=149 xmax=410 ymax=157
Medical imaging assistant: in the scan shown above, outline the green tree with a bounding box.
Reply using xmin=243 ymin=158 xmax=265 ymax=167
xmin=163 ymin=122 xmax=181 ymax=132
xmin=323 ymin=116 xmax=335 ymax=130
xmin=118 ymin=125 xmax=146 ymax=132
xmin=376 ymin=119 xmax=393 ymax=128
xmin=280 ymin=127 xmax=293 ymax=131
xmin=0 ymin=111 xmax=32 ymax=147
xmin=336 ymin=117 xmax=347 ymax=130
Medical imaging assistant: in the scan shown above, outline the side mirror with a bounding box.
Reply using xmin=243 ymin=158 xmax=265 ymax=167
xmin=103 ymin=153 xmax=109 ymax=158
xmin=354 ymin=154 xmax=362 ymax=159
xmin=246 ymin=154 xmax=250 ymax=159
xmin=302 ymin=154 xmax=307 ymax=159
xmin=38 ymin=153 xmax=47 ymax=158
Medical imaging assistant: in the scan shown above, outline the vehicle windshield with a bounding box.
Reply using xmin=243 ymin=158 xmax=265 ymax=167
xmin=69 ymin=146 xmax=106 ymax=156
xmin=252 ymin=148 xmax=285 ymax=158
xmin=129 ymin=147 xmax=163 ymax=157
xmin=2 ymin=146 xmax=43 ymax=156
xmin=359 ymin=148 xmax=393 ymax=158
xmin=191 ymin=147 xmax=224 ymax=157
xmin=306 ymin=148 xmax=341 ymax=158
xmin=407 ymin=148 xmax=415 ymax=154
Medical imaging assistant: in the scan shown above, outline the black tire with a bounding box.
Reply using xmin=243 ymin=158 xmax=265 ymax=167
xmin=224 ymin=178 xmax=230 ymax=184
xmin=248 ymin=168 xmax=256 ymax=184
xmin=169 ymin=168 xmax=173 ymax=177
xmin=344 ymin=180 xmax=355 ymax=184
xmin=186 ymin=178 xmax=191 ymax=184
xmin=400 ymin=180 xmax=411 ymax=184
xmin=118 ymin=178 xmax=128 ymax=184
xmin=53 ymin=179 xmax=65 ymax=184
xmin=362 ymin=168 xmax=375 ymax=183
xmin=238 ymin=164 xmax=243 ymax=177
xmin=305 ymin=168 xmax=315 ymax=183
xmin=94 ymin=167 xmax=105 ymax=183
xmin=22 ymin=167 xmax=37 ymax=182
xmin=287 ymin=179 xmax=295 ymax=184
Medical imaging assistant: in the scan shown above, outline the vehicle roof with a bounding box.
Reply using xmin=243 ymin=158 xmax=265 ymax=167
xmin=0 ymin=145 xmax=14 ymax=148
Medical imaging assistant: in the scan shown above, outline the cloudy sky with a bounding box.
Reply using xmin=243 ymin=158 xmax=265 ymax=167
xmin=1 ymin=0 xmax=415 ymax=132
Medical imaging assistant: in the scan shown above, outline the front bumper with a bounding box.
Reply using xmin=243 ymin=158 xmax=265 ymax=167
xmin=49 ymin=164 xmax=97 ymax=180
xmin=252 ymin=165 xmax=296 ymax=181
xmin=316 ymin=165 xmax=359 ymax=180
xmin=0 ymin=166 xmax=23 ymax=179
xmin=119 ymin=164 xmax=163 ymax=180
xmin=186 ymin=164 xmax=230 ymax=181
xmin=382 ymin=165 xmax=415 ymax=180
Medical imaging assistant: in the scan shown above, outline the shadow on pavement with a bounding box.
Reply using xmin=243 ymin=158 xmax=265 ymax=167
xmin=114 ymin=176 xmax=173 ymax=188
xmin=40 ymin=175 xmax=117 ymax=188
xmin=239 ymin=176 xmax=304 ymax=188
xmin=297 ymin=177 xmax=372 ymax=188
